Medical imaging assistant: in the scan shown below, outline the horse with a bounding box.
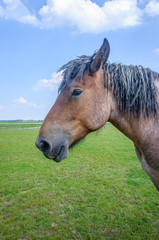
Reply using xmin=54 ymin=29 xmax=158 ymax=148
xmin=36 ymin=38 xmax=159 ymax=191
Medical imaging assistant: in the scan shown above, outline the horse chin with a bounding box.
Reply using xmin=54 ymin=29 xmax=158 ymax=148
xmin=44 ymin=145 xmax=69 ymax=163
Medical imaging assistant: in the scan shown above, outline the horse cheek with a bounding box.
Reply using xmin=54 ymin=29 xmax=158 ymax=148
xmin=83 ymin=98 xmax=109 ymax=131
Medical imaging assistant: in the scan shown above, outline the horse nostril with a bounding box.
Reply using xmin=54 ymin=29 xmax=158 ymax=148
xmin=37 ymin=139 xmax=51 ymax=153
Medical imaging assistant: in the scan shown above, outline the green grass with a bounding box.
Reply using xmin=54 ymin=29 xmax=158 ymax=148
xmin=0 ymin=123 xmax=41 ymax=129
xmin=0 ymin=123 xmax=158 ymax=240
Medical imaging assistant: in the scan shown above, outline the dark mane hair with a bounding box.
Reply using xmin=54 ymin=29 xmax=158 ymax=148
xmin=58 ymin=55 xmax=93 ymax=93
xmin=58 ymin=55 xmax=159 ymax=118
xmin=105 ymin=63 xmax=159 ymax=118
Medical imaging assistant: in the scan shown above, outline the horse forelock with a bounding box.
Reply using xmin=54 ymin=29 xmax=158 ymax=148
xmin=58 ymin=52 xmax=99 ymax=93
xmin=57 ymin=55 xmax=159 ymax=119
xmin=58 ymin=55 xmax=93 ymax=93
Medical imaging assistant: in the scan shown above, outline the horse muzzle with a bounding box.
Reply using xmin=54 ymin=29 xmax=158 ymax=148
xmin=35 ymin=138 xmax=69 ymax=162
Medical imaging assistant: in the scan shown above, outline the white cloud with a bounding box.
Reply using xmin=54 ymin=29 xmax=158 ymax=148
xmin=0 ymin=0 xmax=142 ymax=32
xmin=34 ymin=71 xmax=63 ymax=91
xmin=155 ymin=48 xmax=159 ymax=53
xmin=14 ymin=97 xmax=44 ymax=109
xmin=145 ymin=0 xmax=159 ymax=16
xmin=14 ymin=97 xmax=28 ymax=104
xmin=39 ymin=0 xmax=142 ymax=32
xmin=29 ymin=102 xmax=44 ymax=109
xmin=1 ymin=0 xmax=159 ymax=33
xmin=18 ymin=13 xmax=39 ymax=25
xmin=0 ymin=105 xmax=5 ymax=110
xmin=0 ymin=5 xmax=5 ymax=17
xmin=0 ymin=0 xmax=39 ymax=25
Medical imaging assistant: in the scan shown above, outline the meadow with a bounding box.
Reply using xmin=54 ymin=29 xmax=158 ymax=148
xmin=0 ymin=123 xmax=158 ymax=240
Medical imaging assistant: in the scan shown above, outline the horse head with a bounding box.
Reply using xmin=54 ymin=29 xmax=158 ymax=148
xmin=35 ymin=38 xmax=112 ymax=162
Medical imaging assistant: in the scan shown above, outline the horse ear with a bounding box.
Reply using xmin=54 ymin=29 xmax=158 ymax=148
xmin=89 ymin=38 xmax=110 ymax=74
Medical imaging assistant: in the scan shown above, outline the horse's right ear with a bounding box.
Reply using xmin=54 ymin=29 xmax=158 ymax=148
xmin=89 ymin=38 xmax=110 ymax=74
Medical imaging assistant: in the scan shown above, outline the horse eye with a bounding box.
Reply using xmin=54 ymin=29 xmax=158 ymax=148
xmin=72 ymin=89 xmax=83 ymax=97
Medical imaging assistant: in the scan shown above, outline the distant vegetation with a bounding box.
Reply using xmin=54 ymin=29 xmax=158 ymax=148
xmin=0 ymin=120 xmax=43 ymax=123
xmin=0 ymin=124 xmax=158 ymax=240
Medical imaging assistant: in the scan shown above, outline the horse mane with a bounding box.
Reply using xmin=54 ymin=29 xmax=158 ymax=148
xmin=105 ymin=63 xmax=159 ymax=118
xmin=58 ymin=55 xmax=159 ymax=119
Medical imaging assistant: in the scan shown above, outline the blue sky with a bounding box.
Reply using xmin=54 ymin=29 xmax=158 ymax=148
xmin=0 ymin=0 xmax=159 ymax=120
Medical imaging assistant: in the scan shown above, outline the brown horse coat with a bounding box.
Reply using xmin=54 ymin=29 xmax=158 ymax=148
xmin=36 ymin=38 xmax=159 ymax=190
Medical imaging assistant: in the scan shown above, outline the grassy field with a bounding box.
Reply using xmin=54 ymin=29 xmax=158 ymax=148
xmin=0 ymin=123 xmax=158 ymax=240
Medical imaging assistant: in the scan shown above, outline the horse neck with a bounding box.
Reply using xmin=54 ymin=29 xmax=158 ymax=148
xmin=103 ymin=69 xmax=158 ymax=147
xmin=108 ymin=100 xmax=158 ymax=148
xmin=109 ymin=110 xmax=139 ymax=144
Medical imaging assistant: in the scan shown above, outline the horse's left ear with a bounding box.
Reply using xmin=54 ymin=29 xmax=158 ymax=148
xmin=89 ymin=38 xmax=110 ymax=74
